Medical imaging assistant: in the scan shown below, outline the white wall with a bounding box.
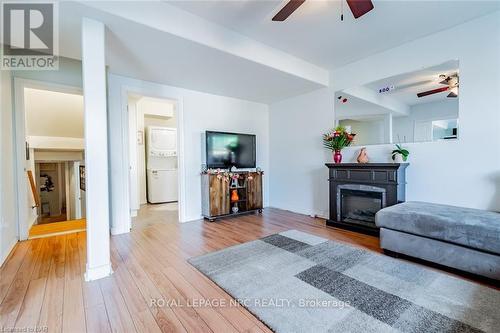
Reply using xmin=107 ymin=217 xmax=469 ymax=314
xmin=12 ymin=57 xmax=83 ymax=88
xmin=108 ymin=74 xmax=269 ymax=230
xmin=269 ymin=12 xmax=500 ymax=216
xmin=269 ymin=88 xmax=334 ymax=217
xmin=138 ymin=97 xmax=175 ymax=118
xmin=0 ymin=70 xmax=18 ymax=266
xmin=340 ymin=118 xmax=386 ymax=146
xmin=144 ymin=114 xmax=176 ymax=128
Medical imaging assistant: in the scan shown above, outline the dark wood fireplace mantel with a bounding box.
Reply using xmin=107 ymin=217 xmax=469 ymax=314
xmin=326 ymin=163 xmax=408 ymax=235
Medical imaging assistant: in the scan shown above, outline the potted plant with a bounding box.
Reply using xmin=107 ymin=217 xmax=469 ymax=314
xmin=391 ymin=144 xmax=409 ymax=163
xmin=323 ymin=126 xmax=356 ymax=163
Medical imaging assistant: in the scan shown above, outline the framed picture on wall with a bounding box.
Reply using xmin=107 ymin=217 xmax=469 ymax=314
xmin=79 ymin=165 xmax=86 ymax=191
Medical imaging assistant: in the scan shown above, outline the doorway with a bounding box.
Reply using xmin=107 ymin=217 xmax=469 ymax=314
xmin=128 ymin=95 xmax=180 ymax=229
xmin=14 ymin=79 xmax=86 ymax=239
xmin=35 ymin=160 xmax=85 ymax=224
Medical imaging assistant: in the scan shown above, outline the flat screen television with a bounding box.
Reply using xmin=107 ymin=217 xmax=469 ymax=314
xmin=206 ymin=131 xmax=256 ymax=169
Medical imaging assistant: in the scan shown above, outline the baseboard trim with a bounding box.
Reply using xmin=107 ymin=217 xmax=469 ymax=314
xmin=0 ymin=239 xmax=19 ymax=267
xmin=267 ymin=205 xmax=323 ymax=220
xmin=85 ymin=262 xmax=113 ymax=281
xmin=111 ymin=226 xmax=131 ymax=235
xmin=181 ymin=215 xmax=203 ymax=223
xmin=27 ymin=215 xmax=37 ymax=230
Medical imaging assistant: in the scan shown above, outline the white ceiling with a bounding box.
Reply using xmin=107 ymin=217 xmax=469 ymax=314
xmin=168 ymin=0 xmax=500 ymax=69
xmin=57 ymin=1 xmax=326 ymax=104
xmin=56 ymin=1 xmax=498 ymax=104
xmin=25 ymin=88 xmax=84 ymax=138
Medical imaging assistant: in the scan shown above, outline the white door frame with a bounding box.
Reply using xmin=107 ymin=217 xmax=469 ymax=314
xmin=127 ymin=96 xmax=140 ymax=217
xmin=73 ymin=161 xmax=83 ymax=220
xmin=64 ymin=161 xmax=71 ymax=220
xmin=13 ymin=78 xmax=82 ymax=240
xmin=121 ymin=86 xmax=186 ymax=227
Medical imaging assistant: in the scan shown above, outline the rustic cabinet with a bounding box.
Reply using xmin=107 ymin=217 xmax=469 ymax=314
xmin=246 ymin=173 xmax=263 ymax=211
xmin=202 ymin=171 xmax=263 ymax=221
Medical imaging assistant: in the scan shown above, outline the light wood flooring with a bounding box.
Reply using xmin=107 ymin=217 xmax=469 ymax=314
xmin=0 ymin=208 xmax=496 ymax=332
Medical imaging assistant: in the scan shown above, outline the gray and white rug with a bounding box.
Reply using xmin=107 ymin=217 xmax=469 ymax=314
xmin=188 ymin=230 xmax=500 ymax=333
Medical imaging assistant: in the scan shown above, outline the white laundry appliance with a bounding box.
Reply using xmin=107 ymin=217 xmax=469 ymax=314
xmin=146 ymin=126 xmax=178 ymax=203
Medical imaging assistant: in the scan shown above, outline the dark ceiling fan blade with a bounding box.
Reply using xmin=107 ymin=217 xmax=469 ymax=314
xmin=346 ymin=0 xmax=374 ymax=19
xmin=272 ymin=0 xmax=306 ymax=21
xmin=417 ymin=86 xmax=450 ymax=98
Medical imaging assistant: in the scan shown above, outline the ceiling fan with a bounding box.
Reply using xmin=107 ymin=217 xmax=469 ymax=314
xmin=272 ymin=0 xmax=374 ymax=21
xmin=417 ymin=74 xmax=459 ymax=98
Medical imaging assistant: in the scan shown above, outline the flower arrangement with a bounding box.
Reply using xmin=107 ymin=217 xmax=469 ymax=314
xmin=202 ymin=169 xmax=234 ymax=182
xmin=323 ymin=126 xmax=356 ymax=163
xmin=201 ymin=169 xmax=264 ymax=183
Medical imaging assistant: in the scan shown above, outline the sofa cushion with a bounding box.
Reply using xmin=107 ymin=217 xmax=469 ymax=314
xmin=375 ymin=201 xmax=500 ymax=255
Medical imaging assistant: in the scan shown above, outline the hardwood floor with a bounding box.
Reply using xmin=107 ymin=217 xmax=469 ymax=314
xmin=0 ymin=208 xmax=496 ymax=332
xmin=29 ymin=219 xmax=86 ymax=239
xmin=132 ymin=203 xmax=178 ymax=230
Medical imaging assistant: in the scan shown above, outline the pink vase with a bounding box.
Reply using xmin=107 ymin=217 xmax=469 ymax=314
xmin=333 ymin=150 xmax=342 ymax=163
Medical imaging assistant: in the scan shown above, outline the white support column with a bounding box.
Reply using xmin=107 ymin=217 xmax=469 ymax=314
xmin=384 ymin=113 xmax=393 ymax=144
xmin=82 ymin=18 xmax=112 ymax=281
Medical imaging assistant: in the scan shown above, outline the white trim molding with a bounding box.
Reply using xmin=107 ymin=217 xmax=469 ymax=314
xmin=84 ymin=263 xmax=113 ymax=281
xmin=28 ymin=136 xmax=84 ymax=150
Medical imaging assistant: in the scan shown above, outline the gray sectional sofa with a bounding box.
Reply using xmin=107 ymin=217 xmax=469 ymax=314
xmin=375 ymin=201 xmax=500 ymax=280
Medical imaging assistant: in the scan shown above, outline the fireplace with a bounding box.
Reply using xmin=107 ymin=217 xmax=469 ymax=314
xmin=326 ymin=163 xmax=408 ymax=235
xmin=337 ymin=184 xmax=386 ymax=229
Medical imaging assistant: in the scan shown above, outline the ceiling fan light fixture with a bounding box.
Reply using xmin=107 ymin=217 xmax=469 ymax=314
xmin=272 ymin=0 xmax=374 ymax=22
xmin=346 ymin=0 xmax=374 ymax=19
xmin=447 ymin=87 xmax=458 ymax=98
xmin=272 ymin=0 xmax=306 ymax=21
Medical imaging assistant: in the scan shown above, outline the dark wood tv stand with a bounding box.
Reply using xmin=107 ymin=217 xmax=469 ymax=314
xmin=201 ymin=171 xmax=263 ymax=221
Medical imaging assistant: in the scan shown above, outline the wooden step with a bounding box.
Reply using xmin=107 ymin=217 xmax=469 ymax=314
xmin=29 ymin=219 xmax=86 ymax=239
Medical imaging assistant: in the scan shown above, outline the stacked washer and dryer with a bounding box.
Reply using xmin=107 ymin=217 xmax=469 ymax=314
xmin=146 ymin=126 xmax=178 ymax=203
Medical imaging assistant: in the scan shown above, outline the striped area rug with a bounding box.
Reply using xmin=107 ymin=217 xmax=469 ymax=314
xmin=189 ymin=230 xmax=500 ymax=333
